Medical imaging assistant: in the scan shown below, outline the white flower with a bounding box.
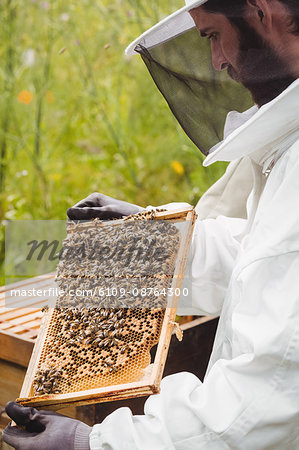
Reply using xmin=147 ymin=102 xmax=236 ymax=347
xmin=16 ymin=170 xmax=28 ymax=178
xmin=22 ymin=49 xmax=35 ymax=67
xmin=60 ymin=13 xmax=70 ymax=22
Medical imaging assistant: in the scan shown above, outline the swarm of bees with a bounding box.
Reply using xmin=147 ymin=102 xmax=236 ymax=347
xmin=123 ymin=208 xmax=166 ymax=221
xmin=54 ymin=217 xmax=180 ymax=309
xmin=32 ymin=214 xmax=181 ymax=397
xmin=57 ymin=307 xmax=128 ymax=358
xmin=33 ymin=367 xmax=63 ymax=395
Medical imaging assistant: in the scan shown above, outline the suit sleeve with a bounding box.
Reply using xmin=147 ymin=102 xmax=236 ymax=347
xmin=178 ymin=215 xmax=246 ymax=316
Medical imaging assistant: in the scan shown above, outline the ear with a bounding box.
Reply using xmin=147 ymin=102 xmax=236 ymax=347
xmin=246 ymin=0 xmax=273 ymax=31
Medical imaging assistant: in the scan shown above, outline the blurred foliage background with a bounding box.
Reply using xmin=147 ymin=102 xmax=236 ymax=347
xmin=0 ymin=0 xmax=252 ymax=283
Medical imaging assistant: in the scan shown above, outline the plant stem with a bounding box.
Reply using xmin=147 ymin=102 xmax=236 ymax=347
xmin=0 ymin=0 xmax=16 ymax=195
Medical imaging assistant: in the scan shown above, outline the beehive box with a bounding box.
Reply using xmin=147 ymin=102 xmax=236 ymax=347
xmin=18 ymin=207 xmax=196 ymax=409
xmin=0 ymin=274 xmax=55 ymax=367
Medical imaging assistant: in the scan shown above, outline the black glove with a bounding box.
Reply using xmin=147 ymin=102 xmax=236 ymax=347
xmin=67 ymin=192 xmax=144 ymax=220
xmin=2 ymin=401 xmax=91 ymax=450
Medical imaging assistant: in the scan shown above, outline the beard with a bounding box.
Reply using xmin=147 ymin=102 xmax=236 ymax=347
xmin=227 ymin=20 xmax=296 ymax=106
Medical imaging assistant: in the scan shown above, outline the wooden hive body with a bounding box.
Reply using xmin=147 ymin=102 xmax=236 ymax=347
xmin=0 ymin=274 xmax=55 ymax=367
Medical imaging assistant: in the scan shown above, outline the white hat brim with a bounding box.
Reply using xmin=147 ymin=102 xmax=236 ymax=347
xmin=125 ymin=0 xmax=208 ymax=55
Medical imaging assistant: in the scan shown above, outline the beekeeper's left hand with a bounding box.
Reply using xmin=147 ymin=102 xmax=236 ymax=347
xmin=67 ymin=192 xmax=143 ymax=220
xmin=2 ymin=401 xmax=91 ymax=450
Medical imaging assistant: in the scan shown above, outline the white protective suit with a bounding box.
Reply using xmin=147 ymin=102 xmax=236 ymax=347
xmin=89 ymin=80 xmax=299 ymax=449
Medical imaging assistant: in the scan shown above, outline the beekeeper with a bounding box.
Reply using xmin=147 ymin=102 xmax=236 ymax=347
xmin=3 ymin=0 xmax=299 ymax=449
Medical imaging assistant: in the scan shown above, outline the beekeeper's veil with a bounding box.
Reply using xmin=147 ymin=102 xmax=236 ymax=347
xmin=126 ymin=0 xmax=252 ymax=156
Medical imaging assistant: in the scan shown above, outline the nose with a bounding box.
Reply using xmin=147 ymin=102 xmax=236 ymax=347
xmin=211 ymin=41 xmax=229 ymax=71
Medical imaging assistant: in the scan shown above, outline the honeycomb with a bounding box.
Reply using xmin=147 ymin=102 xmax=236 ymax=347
xmin=31 ymin=217 xmax=182 ymax=397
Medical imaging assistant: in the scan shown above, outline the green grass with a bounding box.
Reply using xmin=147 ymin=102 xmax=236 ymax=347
xmin=0 ymin=0 xmax=250 ymax=284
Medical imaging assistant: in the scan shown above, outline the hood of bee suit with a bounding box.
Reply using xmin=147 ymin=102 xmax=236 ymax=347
xmin=125 ymin=0 xmax=253 ymax=156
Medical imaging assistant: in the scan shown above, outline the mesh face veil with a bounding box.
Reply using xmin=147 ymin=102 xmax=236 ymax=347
xmin=126 ymin=0 xmax=252 ymax=156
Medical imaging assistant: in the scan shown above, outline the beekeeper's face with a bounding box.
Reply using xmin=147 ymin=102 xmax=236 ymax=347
xmin=189 ymin=7 xmax=295 ymax=106
xmin=189 ymin=8 xmax=241 ymax=73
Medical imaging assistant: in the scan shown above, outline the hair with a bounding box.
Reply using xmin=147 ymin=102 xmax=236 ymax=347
xmin=201 ymin=0 xmax=299 ymax=35
xmin=282 ymin=0 xmax=299 ymax=35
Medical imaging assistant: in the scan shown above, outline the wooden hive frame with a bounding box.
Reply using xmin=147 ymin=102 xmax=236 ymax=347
xmin=17 ymin=207 xmax=196 ymax=410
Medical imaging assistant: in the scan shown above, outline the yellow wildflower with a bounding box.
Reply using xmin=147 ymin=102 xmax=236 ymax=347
xmin=171 ymin=160 xmax=184 ymax=175
xmin=17 ymin=90 xmax=33 ymax=105
xmin=50 ymin=173 xmax=62 ymax=181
